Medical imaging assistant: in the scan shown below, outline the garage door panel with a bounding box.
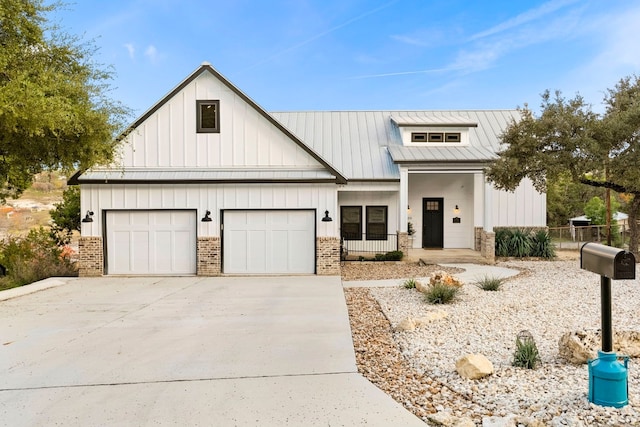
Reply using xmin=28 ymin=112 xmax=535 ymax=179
xmin=106 ymin=211 xmax=196 ymax=275
xmin=224 ymin=210 xmax=315 ymax=274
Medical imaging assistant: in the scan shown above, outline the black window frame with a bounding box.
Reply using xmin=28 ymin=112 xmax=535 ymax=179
xmin=366 ymin=205 xmax=388 ymax=241
xmin=340 ymin=206 xmax=362 ymax=241
xmin=196 ymin=100 xmax=220 ymax=133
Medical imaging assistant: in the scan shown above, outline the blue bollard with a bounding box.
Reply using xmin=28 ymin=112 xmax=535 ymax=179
xmin=588 ymin=350 xmax=629 ymax=408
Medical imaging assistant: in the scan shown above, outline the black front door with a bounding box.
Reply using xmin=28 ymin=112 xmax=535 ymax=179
xmin=422 ymin=198 xmax=444 ymax=248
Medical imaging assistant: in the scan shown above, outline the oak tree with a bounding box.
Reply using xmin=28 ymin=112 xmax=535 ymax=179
xmin=0 ymin=0 xmax=129 ymax=201
xmin=486 ymin=76 xmax=640 ymax=256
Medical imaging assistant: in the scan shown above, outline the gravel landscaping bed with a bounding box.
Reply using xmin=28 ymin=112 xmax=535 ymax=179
xmin=341 ymin=261 xmax=463 ymax=282
xmin=345 ymin=260 xmax=640 ymax=426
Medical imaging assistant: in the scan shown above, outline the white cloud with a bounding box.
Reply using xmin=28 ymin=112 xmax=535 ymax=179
xmin=144 ymin=45 xmax=159 ymax=63
xmin=124 ymin=43 xmax=135 ymax=59
xmin=469 ymin=0 xmax=581 ymax=41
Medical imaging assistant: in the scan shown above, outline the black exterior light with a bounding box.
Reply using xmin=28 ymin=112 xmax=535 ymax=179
xmin=82 ymin=210 xmax=94 ymax=223
xmin=321 ymin=210 xmax=333 ymax=222
xmin=201 ymin=210 xmax=213 ymax=222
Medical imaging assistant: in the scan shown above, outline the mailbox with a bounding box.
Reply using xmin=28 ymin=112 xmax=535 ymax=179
xmin=580 ymin=243 xmax=635 ymax=280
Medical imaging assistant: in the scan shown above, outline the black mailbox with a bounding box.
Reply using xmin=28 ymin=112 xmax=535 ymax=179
xmin=580 ymin=242 xmax=636 ymax=280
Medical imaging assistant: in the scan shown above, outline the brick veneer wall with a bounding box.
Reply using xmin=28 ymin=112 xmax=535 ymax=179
xmin=197 ymin=237 xmax=220 ymax=276
xmin=474 ymin=227 xmax=483 ymax=251
xmin=316 ymin=237 xmax=340 ymax=275
xmin=480 ymin=230 xmax=496 ymax=263
xmin=79 ymin=236 xmax=103 ymax=277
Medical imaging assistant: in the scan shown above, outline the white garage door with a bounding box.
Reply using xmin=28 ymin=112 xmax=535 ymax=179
xmin=106 ymin=210 xmax=197 ymax=275
xmin=223 ymin=210 xmax=315 ymax=274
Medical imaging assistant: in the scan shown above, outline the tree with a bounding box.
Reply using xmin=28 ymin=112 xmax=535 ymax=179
xmin=584 ymin=196 xmax=620 ymax=226
xmin=486 ymin=76 xmax=640 ymax=256
xmin=545 ymin=172 xmax=600 ymax=226
xmin=0 ymin=0 xmax=129 ymax=202
xmin=49 ymin=185 xmax=80 ymax=245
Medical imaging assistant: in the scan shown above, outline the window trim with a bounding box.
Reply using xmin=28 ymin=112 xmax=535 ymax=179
xmin=196 ymin=100 xmax=220 ymax=133
xmin=340 ymin=206 xmax=362 ymax=241
xmin=366 ymin=205 xmax=388 ymax=241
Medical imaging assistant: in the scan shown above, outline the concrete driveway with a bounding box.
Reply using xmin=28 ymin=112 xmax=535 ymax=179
xmin=0 ymin=276 xmax=424 ymax=426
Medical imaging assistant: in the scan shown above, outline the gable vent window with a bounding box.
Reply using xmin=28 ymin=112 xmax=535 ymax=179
xmin=427 ymin=132 xmax=444 ymax=142
xmin=197 ymin=100 xmax=220 ymax=133
xmin=445 ymin=132 xmax=461 ymax=142
xmin=411 ymin=132 xmax=428 ymax=142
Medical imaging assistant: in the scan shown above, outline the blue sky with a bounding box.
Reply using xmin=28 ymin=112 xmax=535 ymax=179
xmin=53 ymin=0 xmax=640 ymax=117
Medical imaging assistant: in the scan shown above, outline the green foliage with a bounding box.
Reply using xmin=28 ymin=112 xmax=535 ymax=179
xmin=495 ymin=228 xmax=512 ymax=257
xmin=475 ymin=275 xmax=505 ymax=291
xmin=486 ymin=76 xmax=640 ymax=256
xmin=512 ymin=332 xmax=541 ymax=369
xmin=546 ymin=173 xmax=601 ymax=226
xmin=0 ymin=227 xmax=77 ymax=290
xmin=49 ymin=186 xmax=80 ymax=245
xmin=0 ymin=0 xmax=130 ymax=201
xmin=407 ymin=222 xmax=415 ymax=236
xmin=367 ymin=251 xmax=404 ymax=261
xmin=530 ymin=230 xmax=556 ymax=258
xmin=402 ymin=278 xmax=417 ymax=289
xmin=423 ymin=282 xmax=460 ymax=304
xmin=495 ymin=228 xmax=555 ymax=259
xmin=509 ymin=229 xmax=532 ymax=257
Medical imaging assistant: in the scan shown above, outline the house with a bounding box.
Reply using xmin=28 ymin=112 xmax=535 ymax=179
xmin=71 ymin=62 xmax=546 ymax=276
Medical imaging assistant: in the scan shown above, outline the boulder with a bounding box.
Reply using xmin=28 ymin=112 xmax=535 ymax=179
xmin=455 ymin=354 xmax=494 ymax=379
xmin=415 ymin=310 xmax=448 ymax=326
xmin=415 ymin=280 xmax=429 ymax=293
xmin=428 ymin=412 xmax=475 ymax=427
xmin=396 ymin=317 xmax=416 ymax=332
xmin=558 ymin=330 xmax=640 ymax=364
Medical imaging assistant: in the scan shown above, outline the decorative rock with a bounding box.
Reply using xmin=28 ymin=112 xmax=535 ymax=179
xmin=558 ymin=330 xmax=640 ymax=364
xmin=456 ymin=354 xmax=494 ymax=379
xmin=396 ymin=317 xmax=416 ymax=332
xmin=482 ymin=414 xmax=517 ymax=427
xmin=427 ymin=412 xmax=475 ymax=427
xmin=415 ymin=280 xmax=429 ymax=293
xmin=415 ymin=310 xmax=448 ymax=326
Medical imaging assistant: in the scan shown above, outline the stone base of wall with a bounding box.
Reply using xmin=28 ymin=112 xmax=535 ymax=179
xmin=197 ymin=237 xmax=221 ymax=276
xmin=397 ymin=231 xmax=409 ymax=256
xmin=79 ymin=236 xmax=103 ymax=277
xmin=474 ymin=227 xmax=483 ymax=252
xmin=480 ymin=231 xmax=496 ymax=264
xmin=317 ymin=237 xmax=340 ymax=275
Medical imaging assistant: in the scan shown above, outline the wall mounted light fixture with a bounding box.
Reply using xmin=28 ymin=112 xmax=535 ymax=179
xmin=407 ymin=205 xmax=412 ymax=214
xmin=82 ymin=210 xmax=94 ymax=223
xmin=201 ymin=210 xmax=212 ymax=222
xmin=321 ymin=210 xmax=333 ymax=222
xmin=453 ymin=205 xmax=460 ymax=215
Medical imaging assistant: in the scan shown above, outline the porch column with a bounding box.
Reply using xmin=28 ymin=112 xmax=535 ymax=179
xmin=482 ymin=178 xmax=496 ymax=262
xmin=399 ymin=167 xmax=409 ymax=233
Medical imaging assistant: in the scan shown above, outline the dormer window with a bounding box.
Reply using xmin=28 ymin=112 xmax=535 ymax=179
xmin=410 ymin=132 xmax=462 ymax=143
xmin=197 ymin=100 xmax=220 ymax=133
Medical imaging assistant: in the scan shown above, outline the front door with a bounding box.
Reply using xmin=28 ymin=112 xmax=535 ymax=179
xmin=422 ymin=198 xmax=444 ymax=248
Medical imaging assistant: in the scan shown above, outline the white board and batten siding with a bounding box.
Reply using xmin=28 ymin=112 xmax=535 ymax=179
xmin=118 ymin=72 xmax=322 ymax=170
xmin=491 ymin=178 xmax=546 ymax=227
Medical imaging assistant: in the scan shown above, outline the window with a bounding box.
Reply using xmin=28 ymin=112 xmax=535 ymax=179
xmin=427 ymin=132 xmax=444 ymax=142
xmin=366 ymin=206 xmax=387 ymax=240
xmin=411 ymin=132 xmax=427 ymax=142
xmin=197 ymin=100 xmax=220 ymax=133
xmin=445 ymin=132 xmax=461 ymax=142
xmin=341 ymin=206 xmax=362 ymax=240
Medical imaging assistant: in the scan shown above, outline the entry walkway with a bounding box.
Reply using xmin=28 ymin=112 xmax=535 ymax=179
xmin=0 ymin=276 xmax=425 ymax=426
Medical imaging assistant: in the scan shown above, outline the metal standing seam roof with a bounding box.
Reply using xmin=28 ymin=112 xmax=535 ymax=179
xmin=271 ymin=110 xmax=521 ymax=180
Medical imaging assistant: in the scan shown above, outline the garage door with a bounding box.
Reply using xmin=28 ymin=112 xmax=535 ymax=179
xmin=106 ymin=210 xmax=197 ymax=275
xmin=223 ymin=210 xmax=315 ymax=274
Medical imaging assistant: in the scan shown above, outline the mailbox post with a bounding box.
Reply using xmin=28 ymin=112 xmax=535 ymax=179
xmin=580 ymin=242 xmax=636 ymax=408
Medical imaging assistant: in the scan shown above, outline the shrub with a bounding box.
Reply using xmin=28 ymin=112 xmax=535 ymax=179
xmin=0 ymin=228 xmax=77 ymax=290
xmin=512 ymin=331 xmax=540 ymax=369
xmin=530 ymin=230 xmax=556 ymax=258
xmin=403 ymin=278 xmax=417 ymax=289
xmin=384 ymin=250 xmax=403 ymax=261
xmin=475 ymin=275 xmax=504 ymax=291
xmin=495 ymin=228 xmax=512 ymax=257
xmin=423 ymin=282 xmax=460 ymax=304
xmin=509 ymin=229 xmax=532 ymax=257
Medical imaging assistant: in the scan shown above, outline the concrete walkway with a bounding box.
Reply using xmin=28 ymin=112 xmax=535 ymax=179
xmin=0 ymin=276 xmax=425 ymax=426
xmin=343 ymin=263 xmax=521 ymax=288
